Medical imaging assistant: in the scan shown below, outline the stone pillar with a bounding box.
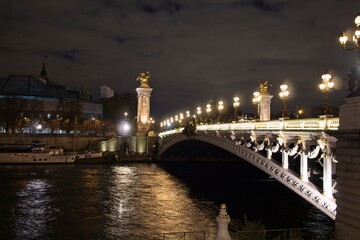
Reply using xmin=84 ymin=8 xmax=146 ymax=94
xmin=300 ymin=153 xmax=308 ymax=182
xmin=323 ymin=155 xmax=333 ymax=198
xmin=259 ymin=93 xmax=273 ymax=121
xmin=215 ymin=204 xmax=231 ymax=240
xmin=136 ymin=87 xmax=153 ymax=136
xmin=135 ymin=72 xmax=153 ymax=136
xmin=335 ymin=96 xmax=360 ymax=240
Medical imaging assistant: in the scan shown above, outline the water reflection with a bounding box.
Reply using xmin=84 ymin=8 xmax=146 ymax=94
xmin=104 ymin=164 xmax=216 ymax=238
xmin=12 ymin=179 xmax=55 ymax=239
xmin=0 ymin=163 xmax=334 ymax=239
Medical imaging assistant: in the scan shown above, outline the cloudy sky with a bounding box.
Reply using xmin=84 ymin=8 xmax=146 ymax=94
xmin=0 ymin=0 xmax=359 ymax=118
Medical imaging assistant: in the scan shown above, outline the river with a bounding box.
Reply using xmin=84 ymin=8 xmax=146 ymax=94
xmin=0 ymin=161 xmax=334 ymax=239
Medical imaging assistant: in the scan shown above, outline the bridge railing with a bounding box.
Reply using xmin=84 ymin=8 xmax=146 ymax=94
xmin=197 ymin=117 xmax=339 ymax=131
xmin=159 ymin=118 xmax=339 ymax=136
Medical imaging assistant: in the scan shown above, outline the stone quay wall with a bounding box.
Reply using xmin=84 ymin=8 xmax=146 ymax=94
xmin=0 ymin=134 xmax=107 ymax=152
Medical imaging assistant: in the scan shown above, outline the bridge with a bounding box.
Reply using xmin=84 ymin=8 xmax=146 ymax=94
xmin=158 ymin=117 xmax=339 ymax=220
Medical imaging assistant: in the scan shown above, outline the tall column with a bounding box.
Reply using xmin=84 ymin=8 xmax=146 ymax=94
xmin=335 ymin=96 xmax=360 ymax=240
xmin=258 ymin=81 xmax=273 ymax=121
xmin=323 ymin=155 xmax=333 ymax=198
xmin=259 ymin=93 xmax=273 ymax=121
xmin=135 ymin=72 xmax=153 ymax=136
xmin=300 ymin=153 xmax=308 ymax=182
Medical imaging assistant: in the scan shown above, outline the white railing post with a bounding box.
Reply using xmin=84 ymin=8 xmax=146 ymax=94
xmin=267 ymin=148 xmax=272 ymax=159
xmin=282 ymin=150 xmax=289 ymax=169
xmin=215 ymin=204 xmax=231 ymax=240
xmin=300 ymin=153 xmax=308 ymax=182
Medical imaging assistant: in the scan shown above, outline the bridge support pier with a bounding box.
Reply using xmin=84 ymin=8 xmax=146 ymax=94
xmin=281 ymin=151 xmax=289 ymax=169
xmin=335 ymin=96 xmax=360 ymax=240
xmin=300 ymin=153 xmax=308 ymax=182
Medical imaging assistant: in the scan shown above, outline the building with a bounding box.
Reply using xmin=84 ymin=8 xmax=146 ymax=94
xmin=0 ymin=61 xmax=102 ymax=134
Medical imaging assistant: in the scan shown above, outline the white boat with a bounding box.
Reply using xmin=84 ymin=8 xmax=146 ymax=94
xmin=0 ymin=145 xmax=103 ymax=164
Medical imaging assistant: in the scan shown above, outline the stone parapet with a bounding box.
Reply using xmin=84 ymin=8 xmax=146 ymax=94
xmin=335 ymin=130 xmax=360 ymax=240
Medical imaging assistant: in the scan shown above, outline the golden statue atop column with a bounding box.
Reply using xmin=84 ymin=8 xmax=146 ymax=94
xmin=259 ymin=80 xmax=271 ymax=94
xmin=135 ymin=71 xmax=153 ymax=136
xmin=137 ymin=71 xmax=151 ymax=88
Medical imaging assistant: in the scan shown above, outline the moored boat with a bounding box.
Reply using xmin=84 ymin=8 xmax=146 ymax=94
xmin=0 ymin=144 xmax=103 ymax=164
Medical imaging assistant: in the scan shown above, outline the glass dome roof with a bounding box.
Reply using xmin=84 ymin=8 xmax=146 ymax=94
xmin=0 ymin=75 xmax=69 ymax=99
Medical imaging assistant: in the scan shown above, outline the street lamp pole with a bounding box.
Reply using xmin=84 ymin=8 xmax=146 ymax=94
xmin=252 ymin=92 xmax=261 ymax=120
xmin=217 ymin=101 xmax=224 ymax=123
xmin=196 ymin=107 xmax=202 ymax=123
xmin=279 ymin=84 xmax=290 ymax=119
xmin=319 ymin=70 xmax=334 ymax=116
xmin=233 ymin=97 xmax=240 ymax=122
xmin=206 ymin=104 xmax=212 ymax=123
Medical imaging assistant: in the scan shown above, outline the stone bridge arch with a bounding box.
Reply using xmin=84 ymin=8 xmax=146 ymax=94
xmin=158 ymin=132 xmax=337 ymax=220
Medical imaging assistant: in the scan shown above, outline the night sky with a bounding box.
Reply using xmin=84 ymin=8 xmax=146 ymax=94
xmin=0 ymin=0 xmax=359 ymax=119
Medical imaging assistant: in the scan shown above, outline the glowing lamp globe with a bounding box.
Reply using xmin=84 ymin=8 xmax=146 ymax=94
xmin=355 ymin=13 xmax=360 ymax=26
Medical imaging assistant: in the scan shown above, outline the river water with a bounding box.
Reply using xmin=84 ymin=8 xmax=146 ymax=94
xmin=0 ymin=161 xmax=334 ymax=240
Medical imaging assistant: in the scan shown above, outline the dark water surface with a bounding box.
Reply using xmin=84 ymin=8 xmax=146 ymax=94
xmin=0 ymin=161 xmax=334 ymax=239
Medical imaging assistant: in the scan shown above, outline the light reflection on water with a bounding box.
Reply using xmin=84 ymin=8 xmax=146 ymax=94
xmin=0 ymin=163 xmax=333 ymax=239
xmin=105 ymin=165 xmax=216 ymax=238
xmin=0 ymin=164 xmax=217 ymax=239
xmin=12 ymin=179 xmax=55 ymax=239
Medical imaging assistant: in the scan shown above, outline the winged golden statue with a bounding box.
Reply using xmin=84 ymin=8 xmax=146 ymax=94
xmin=259 ymin=80 xmax=271 ymax=93
xmin=137 ymin=71 xmax=151 ymax=87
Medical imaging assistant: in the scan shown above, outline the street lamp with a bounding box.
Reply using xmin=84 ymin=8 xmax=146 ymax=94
xmin=279 ymin=84 xmax=290 ymax=119
xmin=233 ymin=97 xmax=240 ymax=122
xmin=339 ymin=12 xmax=360 ymax=58
xmin=92 ymin=117 xmax=96 ymax=135
xmin=124 ymin=112 xmax=128 ymax=119
xmin=295 ymin=106 xmax=304 ymax=119
xmin=196 ymin=107 xmax=202 ymax=123
xmin=206 ymin=103 xmax=212 ymax=123
xmin=252 ymin=92 xmax=261 ymax=120
xmin=217 ymin=101 xmax=224 ymax=122
xmin=319 ymin=70 xmax=334 ymax=116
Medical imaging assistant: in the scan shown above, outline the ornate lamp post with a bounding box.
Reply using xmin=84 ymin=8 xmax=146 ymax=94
xmin=319 ymin=70 xmax=334 ymax=116
xmin=196 ymin=107 xmax=202 ymax=123
xmin=233 ymin=97 xmax=240 ymax=122
xmin=252 ymin=92 xmax=261 ymax=120
xmin=339 ymin=12 xmax=360 ymax=58
xmin=217 ymin=101 xmax=224 ymax=123
xmin=206 ymin=104 xmax=212 ymax=123
xmin=279 ymin=84 xmax=290 ymax=119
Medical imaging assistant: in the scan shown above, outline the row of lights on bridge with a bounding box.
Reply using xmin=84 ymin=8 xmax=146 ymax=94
xmin=160 ymin=71 xmax=335 ymax=128
xmin=160 ymin=13 xmax=360 ymax=129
